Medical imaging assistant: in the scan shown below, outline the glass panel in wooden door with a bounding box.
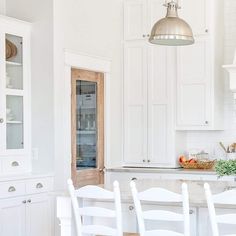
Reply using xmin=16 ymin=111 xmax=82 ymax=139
xmin=71 ymin=69 xmax=104 ymax=187
xmin=76 ymin=80 xmax=97 ymax=169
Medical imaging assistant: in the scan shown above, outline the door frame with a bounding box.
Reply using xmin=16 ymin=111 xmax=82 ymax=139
xmin=64 ymin=51 xmax=111 ymax=180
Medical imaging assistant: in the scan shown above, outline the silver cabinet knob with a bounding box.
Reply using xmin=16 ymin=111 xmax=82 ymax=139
xmin=147 ymin=34 xmax=150 ymax=37
xmin=27 ymin=199 xmax=31 ymax=203
xmin=129 ymin=206 xmax=134 ymax=211
xmin=147 ymin=160 xmax=150 ymax=163
xmin=11 ymin=161 xmax=19 ymax=167
xmin=142 ymin=34 xmax=146 ymax=38
xmin=0 ymin=118 xmax=4 ymax=123
xmin=143 ymin=159 xmax=146 ymax=162
xmin=36 ymin=183 xmax=43 ymax=189
xmin=205 ymin=29 xmax=209 ymax=33
xmin=205 ymin=121 xmax=209 ymax=125
xmin=131 ymin=177 xmax=137 ymax=181
xmin=22 ymin=200 xmax=27 ymax=204
xmin=8 ymin=186 xmax=16 ymax=192
xmin=189 ymin=209 xmax=194 ymax=214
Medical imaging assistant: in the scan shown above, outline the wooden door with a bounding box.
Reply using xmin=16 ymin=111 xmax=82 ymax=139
xmin=71 ymin=69 xmax=104 ymax=187
xmin=0 ymin=197 xmax=26 ymax=236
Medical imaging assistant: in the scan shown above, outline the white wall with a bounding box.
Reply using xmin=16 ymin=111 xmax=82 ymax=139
xmin=186 ymin=0 xmax=236 ymax=159
xmin=6 ymin=0 xmax=54 ymax=172
xmin=54 ymin=0 xmax=124 ymax=190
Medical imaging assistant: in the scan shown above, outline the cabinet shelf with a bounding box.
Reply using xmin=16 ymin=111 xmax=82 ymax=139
xmin=7 ymin=121 xmax=23 ymax=124
xmin=6 ymin=61 xmax=22 ymax=66
xmin=77 ymin=130 xmax=96 ymax=135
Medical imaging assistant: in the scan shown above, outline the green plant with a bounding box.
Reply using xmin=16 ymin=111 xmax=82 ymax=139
xmin=215 ymin=160 xmax=236 ymax=176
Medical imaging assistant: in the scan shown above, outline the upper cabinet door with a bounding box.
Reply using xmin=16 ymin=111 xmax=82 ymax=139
xmin=179 ymin=0 xmax=210 ymax=36
xmin=123 ymin=41 xmax=148 ymax=165
xmin=176 ymin=38 xmax=211 ymax=128
xmin=147 ymin=0 xmax=166 ymax=34
xmin=124 ymin=0 xmax=147 ymax=40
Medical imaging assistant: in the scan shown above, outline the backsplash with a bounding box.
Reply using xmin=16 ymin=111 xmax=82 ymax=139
xmin=186 ymin=0 xmax=236 ymax=159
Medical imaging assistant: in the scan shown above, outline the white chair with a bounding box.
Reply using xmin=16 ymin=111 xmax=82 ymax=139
xmin=204 ymin=183 xmax=236 ymax=236
xmin=130 ymin=181 xmax=190 ymax=236
xmin=67 ymin=179 xmax=122 ymax=236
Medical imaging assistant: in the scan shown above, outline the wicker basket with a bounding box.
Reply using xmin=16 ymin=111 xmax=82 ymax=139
xmin=179 ymin=160 xmax=216 ymax=169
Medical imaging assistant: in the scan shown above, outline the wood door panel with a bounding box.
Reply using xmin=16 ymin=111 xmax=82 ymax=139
xmin=71 ymin=69 xmax=104 ymax=188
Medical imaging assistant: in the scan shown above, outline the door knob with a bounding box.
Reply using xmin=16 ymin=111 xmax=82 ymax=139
xmin=0 ymin=118 xmax=4 ymax=123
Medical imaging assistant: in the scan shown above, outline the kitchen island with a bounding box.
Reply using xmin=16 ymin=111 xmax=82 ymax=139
xmin=57 ymin=170 xmax=236 ymax=236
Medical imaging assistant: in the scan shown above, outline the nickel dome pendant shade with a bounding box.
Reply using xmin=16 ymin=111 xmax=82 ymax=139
xmin=149 ymin=0 xmax=194 ymax=46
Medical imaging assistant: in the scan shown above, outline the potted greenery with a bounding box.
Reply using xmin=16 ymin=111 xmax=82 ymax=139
xmin=215 ymin=160 xmax=236 ymax=177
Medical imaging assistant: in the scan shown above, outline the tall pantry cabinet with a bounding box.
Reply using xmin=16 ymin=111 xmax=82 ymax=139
xmin=123 ymin=0 xmax=185 ymax=168
xmin=123 ymin=0 xmax=224 ymax=167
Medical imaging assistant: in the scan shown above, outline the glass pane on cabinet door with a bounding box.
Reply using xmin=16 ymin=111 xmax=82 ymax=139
xmin=6 ymin=95 xmax=24 ymax=149
xmin=76 ymin=80 xmax=97 ymax=170
xmin=5 ymin=34 xmax=23 ymax=90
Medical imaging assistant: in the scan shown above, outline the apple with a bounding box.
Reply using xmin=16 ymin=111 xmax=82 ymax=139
xmin=179 ymin=156 xmax=187 ymax=163
xmin=189 ymin=158 xmax=197 ymax=164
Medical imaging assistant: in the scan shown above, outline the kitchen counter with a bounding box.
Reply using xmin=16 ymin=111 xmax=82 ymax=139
xmin=106 ymin=167 xmax=217 ymax=175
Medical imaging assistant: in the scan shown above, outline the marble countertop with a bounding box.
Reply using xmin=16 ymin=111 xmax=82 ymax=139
xmin=106 ymin=167 xmax=217 ymax=175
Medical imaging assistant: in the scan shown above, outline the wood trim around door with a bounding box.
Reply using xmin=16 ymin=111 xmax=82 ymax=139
xmin=71 ymin=69 xmax=104 ymax=188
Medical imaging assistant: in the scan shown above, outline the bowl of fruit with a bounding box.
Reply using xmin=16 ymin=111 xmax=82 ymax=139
xmin=179 ymin=156 xmax=216 ymax=169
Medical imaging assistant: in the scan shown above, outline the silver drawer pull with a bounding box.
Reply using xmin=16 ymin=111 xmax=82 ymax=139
xmin=36 ymin=183 xmax=43 ymax=189
xmin=8 ymin=186 xmax=16 ymax=192
xmin=11 ymin=161 xmax=19 ymax=167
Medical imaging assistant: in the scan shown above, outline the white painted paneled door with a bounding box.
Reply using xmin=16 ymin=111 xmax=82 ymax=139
xmin=176 ymin=37 xmax=211 ymax=128
xmin=25 ymin=194 xmax=52 ymax=236
xmin=124 ymin=41 xmax=148 ymax=165
xmin=124 ymin=0 xmax=147 ymax=40
xmin=0 ymin=197 xmax=26 ymax=236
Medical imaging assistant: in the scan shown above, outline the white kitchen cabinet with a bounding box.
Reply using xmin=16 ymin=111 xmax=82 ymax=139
xmin=198 ymin=207 xmax=236 ymax=236
xmin=176 ymin=37 xmax=211 ymax=128
xmin=176 ymin=0 xmax=224 ymax=130
xmin=123 ymin=41 xmax=183 ymax=167
xmin=26 ymin=194 xmax=53 ymax=236
xmin=0 ymin=176 xmax=54 ymax=236
xmin=124 ymin=0 xmax=165 ymax=41
xmin=0 ymin=16 xmax=31 ymax=174
xmin=124 ymin=41 xmax=148 ymax=165
xmin=0 ymin=197 xmax=26 ymax=236
xmin=180 ymin=0 xmax=210 ymax=36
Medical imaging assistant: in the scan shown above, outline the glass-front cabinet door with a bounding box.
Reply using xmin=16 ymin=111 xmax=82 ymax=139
xmin=71 ymin=69 xmax=104 ymax=187
xmin=0 ymin=20 xmax=31 ymax=157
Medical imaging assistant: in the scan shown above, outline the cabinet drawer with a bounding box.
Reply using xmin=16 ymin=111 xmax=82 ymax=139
xmin=2 ymin=159 xmax=28 ymax=173
xmin=26 ymin=178 xmax=53 ymax=194
xmin=0 ymin=182 xmax=25 ymax=198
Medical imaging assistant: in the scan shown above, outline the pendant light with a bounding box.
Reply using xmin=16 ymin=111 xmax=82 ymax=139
xmin=149 ymin=0 xmax=194 ymax=46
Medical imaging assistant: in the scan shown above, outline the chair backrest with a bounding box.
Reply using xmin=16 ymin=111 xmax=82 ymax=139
xmin=204 ymin=183 xmax=236 ymax=236
xmin=130 ymin=181 xmax=190 ymax=236
xmin=67 ymin=179 xmax=122 ymax=236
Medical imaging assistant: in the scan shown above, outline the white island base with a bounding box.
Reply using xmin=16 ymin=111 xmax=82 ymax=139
xmin=57 ymin=169 xmax=236 ymax=236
